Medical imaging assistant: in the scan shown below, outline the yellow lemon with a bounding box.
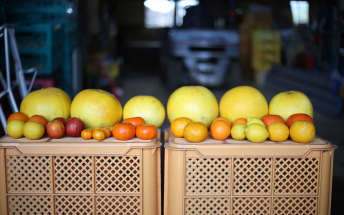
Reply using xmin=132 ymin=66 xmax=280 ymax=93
xmin=231 ymin=123 xmax=246 ymax=140
xmin=267 ymin=122 xmax=289 ymax=142
xmin=6 ymin=119 xmax=25 ymax=138
xmin=23 ymin=121 xmax=45 ymax=140
xmin=290 ymin=120 xmax=315 ymax=143
xmin=245 ymin=123 xmax=269 ymax=143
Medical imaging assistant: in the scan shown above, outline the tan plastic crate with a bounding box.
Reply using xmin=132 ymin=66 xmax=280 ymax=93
xmin=164 ymin=130 xmax=336 ymax=215
xmin=0 ymin=135 xmax=161 ymax=215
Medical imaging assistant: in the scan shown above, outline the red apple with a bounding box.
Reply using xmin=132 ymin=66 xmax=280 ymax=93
xmin=54 ymin=117 xmax=67 ymax=125
xmin=46 ymin=120 xmax=65 ymax=138
xmin=66 ymin=117 xmax=84 ymax=137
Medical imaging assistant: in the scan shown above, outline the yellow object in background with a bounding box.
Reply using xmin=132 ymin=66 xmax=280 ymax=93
xmin=252 ymin=30 xmax=281 ymax=72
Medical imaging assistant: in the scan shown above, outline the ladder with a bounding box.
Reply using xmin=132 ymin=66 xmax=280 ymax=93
xmin=0 ymin=25 xmax=37 ymax=133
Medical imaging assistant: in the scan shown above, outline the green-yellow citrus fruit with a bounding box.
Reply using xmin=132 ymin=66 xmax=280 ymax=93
xmin=220 ymin=86 xmax=268 ymax=122
xmin=246 ymin=117 xmax=265 ymax=127
xmin=20 ymin=87 xmax=71 ymax=121
xmin=167 ymin=86 xmax=218 ymax=127
xmin=7 ymin=119 xmax=25 ymax=138
xmin=123 ymin=95 xmax=165 ymax=127
xmin=231 ymin=123 xmax=246 ymax=140
xmin=71 ymin=89 xmax=122 ymax=128
xmin=245 ymin=123 xmax=269 ymax=143
xmin=23 ymin=121 xmax=45 ymax=140
xmin=269 ymin=90 xmax=313 ymax=121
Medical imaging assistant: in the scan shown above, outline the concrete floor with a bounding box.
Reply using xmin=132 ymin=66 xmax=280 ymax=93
xmin=118 ymin=64 xmax=344 ymax=214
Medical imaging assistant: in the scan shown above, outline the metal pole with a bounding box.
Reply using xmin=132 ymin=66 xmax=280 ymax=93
xmin=8 ymin=28 xmax=28 ymax=98
xmin=4 ymin=27 xmax=19 ymax=113
xmin=0 ymin=105 xmax=7 ymax=134
xmin=173 ymin=0 xmax=177 ymax=28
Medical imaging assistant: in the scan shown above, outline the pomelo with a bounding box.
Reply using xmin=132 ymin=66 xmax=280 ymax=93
xmin=20 ymin=87 xmax=71 ymax=121
xmin=123 ymin=95 xmax=165 ymax=127
xmin=71 ymin=89 xmax=122 ymax=128
xmin=167 ymin=86 xmax=218 ymax=127
xmin=220 ymin=86 xmax=268 ymax=122
xmin=269 ymin=90 xmax=313 ymax=121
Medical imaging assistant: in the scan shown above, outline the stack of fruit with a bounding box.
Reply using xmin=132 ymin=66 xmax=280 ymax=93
xmin=6 ymin=88 xmax=164 ymax=141
xmin=168 ymin=85 xmax=316 ymax=144
xmin=81 ymin=117 xmax=158 ymax=141
xmin=5 ymin=84 xmax=316 ymax=144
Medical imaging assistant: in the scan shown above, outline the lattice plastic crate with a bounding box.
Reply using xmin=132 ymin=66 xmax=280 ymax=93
xmin=164 ymin=130 xmax=335 ymax=215
xmin=0 ymin=136 xmax=161 ymax=215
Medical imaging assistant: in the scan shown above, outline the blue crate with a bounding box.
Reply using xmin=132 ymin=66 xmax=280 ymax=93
xmin=15 ymin=23 xmax=64 ymax=75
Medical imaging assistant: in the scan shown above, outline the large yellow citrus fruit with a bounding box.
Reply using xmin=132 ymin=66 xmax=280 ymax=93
xmin=20 ymin=87 xmax=71 ymax=121
xmin=71 ymin=89 xmax=122 ymax=128
xmin=219 ymin=86 xmax=268 ymax=122
xmin=123 ymin=96 xmax=165 ymax=127
xmin=167 ymin=86 xmax=218 ymax=127
xmin=269 ymin=90 xmax=313 ymax=121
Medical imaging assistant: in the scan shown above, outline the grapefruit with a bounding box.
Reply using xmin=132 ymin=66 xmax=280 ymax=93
xmin=123 ymin=96 xmax=165 ymax=127
xmin=71 ymin=89 xmax=122 ymax=128
xmin=269 ymin=90 xmax=313 ymax=121
xmin=20 ymin=87 xmax=71 ymax=121
xmin=167 ymin=86 xmax=218 ymax=127
xmin=220 ymin=86 xmax=268 ymax=122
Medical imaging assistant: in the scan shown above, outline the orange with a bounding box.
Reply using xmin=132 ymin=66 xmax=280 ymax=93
xmin=112 ymin=123 xmax=136 ymax=140
xmin=210 ymin=118 xmax=231 ymax=140
xmin=232 ymin=118 xmax=247 ymax=126
xmin=286 ymin=113 xmax=314 ymax=127
xmin=93 ymin=129 xmax=105 ymax=141
xmin=214 ymin=117 xmax=231 ymax=125
xmin=171 ymin=117 xmax=192 ymax=138
xmin=102 ymin=127 xmax=112 ymax=138
xmin=136 ymin=124 xmax=158 ymax=140
xmin=107 ymin=126 xmax=114 ymax=132
xmin=81 ymin=129 xmax=93 ymax=140
xmin=267 ymin=122 xmax=289 ymax=142
xmin=7 ymin=112 xmax=29 ymax=123
xmin=28 ymin=115 xmax=48 ymax=126
xmin=184 ymin=122 xmax=208 ymax=143
xmin=123 ymin=117 xmax=145 ymax=127
xmin=290 ymin=120 xmax=315 ymax=143
xmin=261 ymin=114 xmax=285 ymax=127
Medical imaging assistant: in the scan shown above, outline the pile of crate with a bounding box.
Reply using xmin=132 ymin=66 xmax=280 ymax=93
xmin=5 ymin=0 xmax=78 ymax=94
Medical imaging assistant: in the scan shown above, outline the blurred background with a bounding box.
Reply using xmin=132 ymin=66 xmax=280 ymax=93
xmin=0 ymin=0 xmax=343 ymax=213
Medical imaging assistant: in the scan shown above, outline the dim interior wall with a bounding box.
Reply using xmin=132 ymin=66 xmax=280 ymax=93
xmin=114 ymin=0 xmax=144 ymax=28
xmin=87 ymin=0 xmax=99 ymax=34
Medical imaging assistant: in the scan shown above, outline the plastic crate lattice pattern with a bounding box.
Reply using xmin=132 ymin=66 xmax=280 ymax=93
xmin=5 ymin=154 xmax=142 ymax=214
